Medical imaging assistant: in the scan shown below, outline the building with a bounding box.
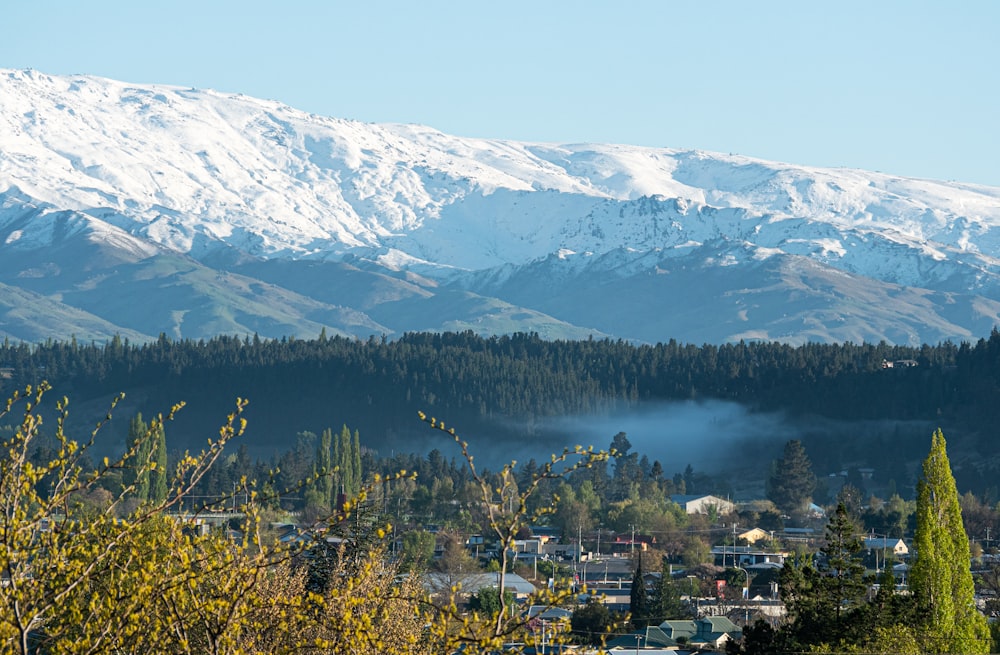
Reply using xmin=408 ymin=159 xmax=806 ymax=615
xmin=712 ymin=545 xmax=788 ymax=568
xmin=669 ymin=494 xmax=736 ymax=515
xmin=864 ymin=537 xmax=909 ymax=557
xmin=423 ymin=572 xmax=537 ymax=602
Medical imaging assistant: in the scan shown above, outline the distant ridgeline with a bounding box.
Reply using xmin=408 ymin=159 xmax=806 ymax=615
xmin=1 ymin=330 xmax=1000 ymax=493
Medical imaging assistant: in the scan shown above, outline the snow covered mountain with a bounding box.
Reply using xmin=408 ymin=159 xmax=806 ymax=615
xmin=2 ymin=68 xmax=1000 ymax=346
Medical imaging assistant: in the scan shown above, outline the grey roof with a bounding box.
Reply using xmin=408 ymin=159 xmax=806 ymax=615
xmin=659 ymin=616 xmax=742 ymax=645
xmin=605 ymin=626 xmax=674 ymax=649
xmin=423 ymin=572 xmax=537 ymax=596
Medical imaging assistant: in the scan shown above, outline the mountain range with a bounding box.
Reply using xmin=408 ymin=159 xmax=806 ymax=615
xmin=3 ymin=68 xmax=1000 ymax=346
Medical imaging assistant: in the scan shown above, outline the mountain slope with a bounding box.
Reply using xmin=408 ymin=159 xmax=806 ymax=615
xmin=2 ymin=68 xmax=999 ymax=345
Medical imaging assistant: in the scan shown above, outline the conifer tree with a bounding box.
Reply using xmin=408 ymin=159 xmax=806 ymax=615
xmin=650 ymin=561 xmax=686 ymax=622
xmin=822 ymin=503 xmax=868 ymax=630
xmin=909 ymin=429 xmax=990 ymax=654
xmin=630 ymin=553 xmax=649 ymax=628
xmin=766 ymin=439 xmax=816 ymax=515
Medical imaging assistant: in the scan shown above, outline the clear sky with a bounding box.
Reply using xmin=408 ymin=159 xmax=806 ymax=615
xmin=3 ymin=1 xmax=998 ymax=186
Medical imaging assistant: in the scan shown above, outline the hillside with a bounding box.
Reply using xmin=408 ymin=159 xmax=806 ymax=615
xmin=2 ymin=69 xmax=1000 ymax=345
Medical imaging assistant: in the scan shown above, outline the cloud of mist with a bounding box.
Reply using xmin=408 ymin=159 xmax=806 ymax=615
xmin=528 ymin=399 xmax=794 ymax=474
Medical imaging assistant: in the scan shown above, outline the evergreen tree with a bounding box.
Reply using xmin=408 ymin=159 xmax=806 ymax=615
xmin=650 ymin=562 xmax=686 ymax=622
xmin=822 ymin=503 xmax=868 ymax=629
xmin=909 ymin=429 xmax=990 ymax=654
xmin=629 ymin=553 xmax=649 ymax=628
xmin=766 ymin=440 xmax=816 ymax=514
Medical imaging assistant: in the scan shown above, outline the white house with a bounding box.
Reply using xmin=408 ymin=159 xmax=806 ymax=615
xmin=669 ymin=494 xmax=736 ymax=515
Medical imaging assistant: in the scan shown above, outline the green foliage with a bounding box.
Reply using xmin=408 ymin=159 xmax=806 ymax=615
xmin=467 ymin=587 xmax=514 ymax=617
xmin=629 ymin=553 xmax=650 ymax=628
xmin=649 ymin=565 xmax=687 ymax=623
xmin=823 ymin=502 xmax=869 ymax=624
xmin=399 ymin=529 xmax=436 ymax=572
xmin=149 ymin=421 xmax=168 ymax=504
xmin=909 ymin=429 xmax=990 ymax=654
xmin=766 ymin=439 xmax=816 ymax=514
xmin=570 ymin=598 xmax=615 ymax=645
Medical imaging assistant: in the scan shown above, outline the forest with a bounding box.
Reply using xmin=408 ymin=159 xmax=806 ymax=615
xmin=3 ymin=329 xmax=1000 ymax=498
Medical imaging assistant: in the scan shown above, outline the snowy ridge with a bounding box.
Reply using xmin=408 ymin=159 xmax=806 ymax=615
xmin=1 ymin=68 xmax=1000 ymax=345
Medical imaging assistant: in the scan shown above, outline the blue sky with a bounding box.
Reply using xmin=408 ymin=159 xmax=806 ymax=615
xmin=3 ymin=1 xmax=998 ymax=185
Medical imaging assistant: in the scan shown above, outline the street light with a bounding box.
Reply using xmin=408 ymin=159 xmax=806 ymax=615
xmin=735 ymin=565 xmax=751 ymax=626
xmin=734 ymin=566 xmax=750 ymax=600
xmin=686 ymin=575 xmax=699 ymax=618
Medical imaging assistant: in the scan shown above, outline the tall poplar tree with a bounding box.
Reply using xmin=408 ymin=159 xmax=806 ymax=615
xmin=317 ymin=428 xmax=334 ymax=506
xmin=909 ymin=429 xmax=989 ymax=654
xmin=351 ymin=428 xmax=362 ymax=496
xmin=126 ymin=413 xmax=152 ymax=502
xmin=148 ymin=421 xmax=168 ymax=504
xmin=338 ymin=425 xmax=354 ymax=497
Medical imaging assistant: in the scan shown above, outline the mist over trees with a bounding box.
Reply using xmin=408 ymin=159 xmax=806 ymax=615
xmin=4 ymin=329 xmax=1000 ymax=495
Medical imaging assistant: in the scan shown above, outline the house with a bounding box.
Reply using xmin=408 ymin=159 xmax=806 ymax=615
xmin=607 ymin=617 xmax=742 ymax=650
xmin=423 ymin=572 xmax=537 ymax=601
xmin=529 ymin=526 xmax=562 ymax=543
xmin=605 ymin=626 xmax=675 ymax=650
xmin=738 ymin=527 xmax=771 ymax=545
xmin=864 ymin=537 xmax=909 ymax=557
xmin=712 ymin=545 xmax=788 ymax=568
xmin=782 ymin=527 xmax=816 ymax=543
xmin=541 ymin=542 xmax=582 ymax=561
xmin=609 ymin=533 xmax=656 ymax=554
xmin=669 ymin=494 xmax=736 ymax=515
xmin=882 ymin=359 xmax=918 ymax=369
xmin=659 ymin=616 xmax=743 ymax=650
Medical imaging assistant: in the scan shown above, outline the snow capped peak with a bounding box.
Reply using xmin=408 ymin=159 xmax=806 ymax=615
xmin=3 ymin=68 xmax=999 ymax=274
xmin=2 ymin=69 xmax=1000 ymax=345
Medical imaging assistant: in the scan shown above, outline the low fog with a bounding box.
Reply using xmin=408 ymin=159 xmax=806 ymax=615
xmin=532 ymin=399 xmax=793 ymax=474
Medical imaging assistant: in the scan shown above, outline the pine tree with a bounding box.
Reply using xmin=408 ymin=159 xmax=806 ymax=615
xmin=766 ymin=440 xmax=816 ymax=514
xmin=630 ymin=553 xmax=649 ymax=628
xmin=909 ymin=429 xmax=990 ymax=654
xmin=822 ymin=503 xmax=868 ymax=630
xmin=650 ymin=561 xmax=686 ymax=623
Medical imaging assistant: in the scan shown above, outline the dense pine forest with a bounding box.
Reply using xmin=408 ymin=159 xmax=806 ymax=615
xmin=3 ymin=329 xmax=1000 ymax=497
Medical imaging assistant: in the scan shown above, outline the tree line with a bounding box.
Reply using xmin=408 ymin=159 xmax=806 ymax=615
xmin=4 ymin=329 xmax=1000 ymax=496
